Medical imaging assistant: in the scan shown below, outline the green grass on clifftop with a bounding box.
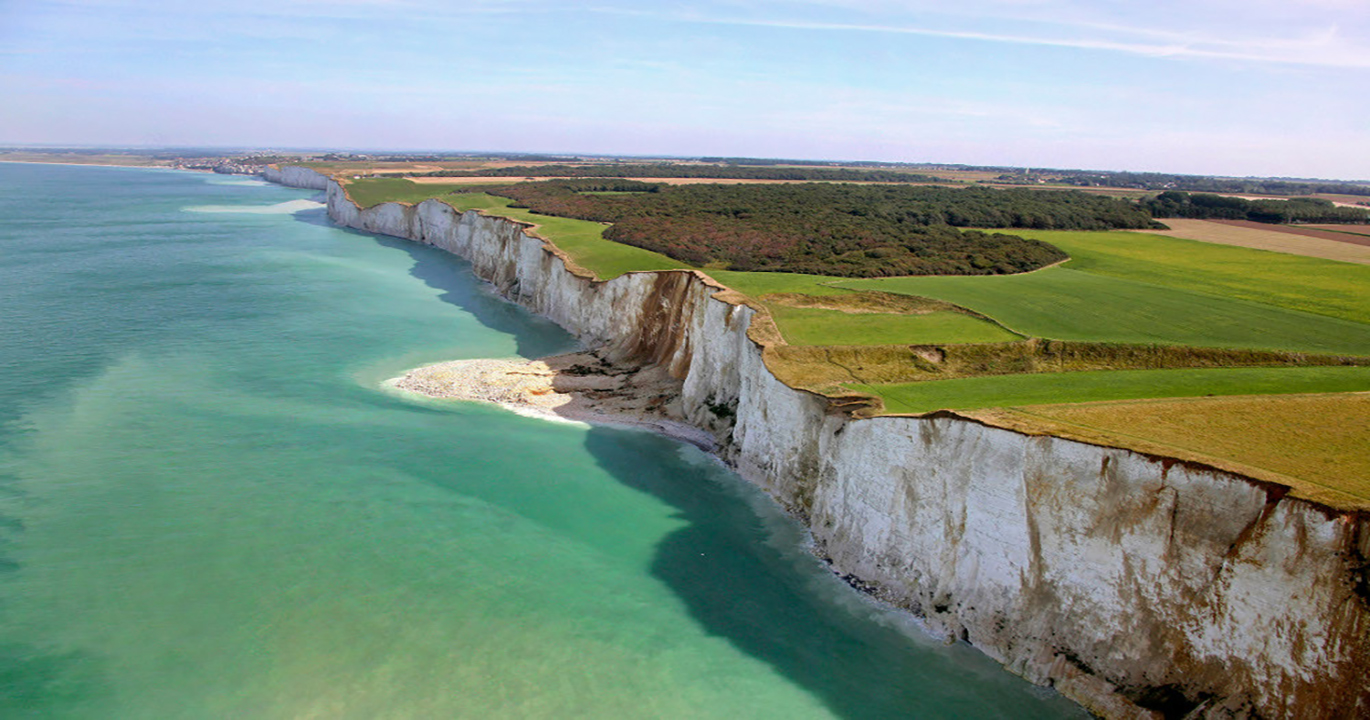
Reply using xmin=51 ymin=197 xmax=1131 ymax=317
xmin=852 ymin=366 xmax=1370 ymax=414
xmin=837 ymin=267 xmax=1370 ymax=355
xmin=769 ymin=306 xmax=1019 ymax=346
xmin=1013 ymin=229 xmax=1370 ymax=324
xmin=344 ymin=178 xmax=481 ymax=208
xmin=445 ymin=194 xmax=690 ymax=279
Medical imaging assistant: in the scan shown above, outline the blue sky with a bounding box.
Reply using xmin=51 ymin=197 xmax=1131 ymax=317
xmin=2 ymin=0 xmax=1367 ymax=179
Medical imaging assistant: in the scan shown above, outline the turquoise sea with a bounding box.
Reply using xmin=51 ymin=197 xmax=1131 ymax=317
xmin=0 ymin=163 xmax=1083 ymax=718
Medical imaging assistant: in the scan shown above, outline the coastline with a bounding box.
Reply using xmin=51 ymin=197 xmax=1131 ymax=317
xmin=0 ymin=159 xmax=217 ymax=173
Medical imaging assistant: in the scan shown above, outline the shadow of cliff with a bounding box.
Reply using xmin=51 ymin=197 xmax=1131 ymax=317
xmin=580 ymin=425 xmax=1076 ymax=720
xmin=292 ymin=208 xmax=574 ymax=359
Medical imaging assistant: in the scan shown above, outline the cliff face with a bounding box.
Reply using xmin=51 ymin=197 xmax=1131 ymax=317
xmin=261 ymin=164 xmax=330 ymax=190
xmin=312 ymin=174 xmax=1368 ymax=719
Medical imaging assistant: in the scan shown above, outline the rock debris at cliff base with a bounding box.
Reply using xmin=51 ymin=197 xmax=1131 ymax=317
xmin=389 ymin=350 xmax=715 ymax=450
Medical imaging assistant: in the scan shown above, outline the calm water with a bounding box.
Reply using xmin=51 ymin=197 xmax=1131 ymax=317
xmin=0 ymin=163 xmax=1083 ymax=719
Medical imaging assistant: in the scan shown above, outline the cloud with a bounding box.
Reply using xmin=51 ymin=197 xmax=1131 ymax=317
xmin=598 ymin=2 xmax=1370 ymax=69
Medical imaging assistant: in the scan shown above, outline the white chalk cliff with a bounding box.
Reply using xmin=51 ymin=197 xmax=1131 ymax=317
xmin=275 ymin=166 xmax=1370 ymax=719
xmin=260 ymin=164 xmax=330 ymax=190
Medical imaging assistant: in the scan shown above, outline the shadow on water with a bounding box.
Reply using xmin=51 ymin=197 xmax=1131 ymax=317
xmin=582 ymin=426 xmax=1075 ymax=720
xmin=0 ymin=644 xmax=108 ymax=717
xmin=292 ymin=208 xmax=574 ymax=359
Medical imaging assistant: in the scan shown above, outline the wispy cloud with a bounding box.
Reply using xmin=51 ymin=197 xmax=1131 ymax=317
xmin=597 ymin=4 xmax=1370 ymax=69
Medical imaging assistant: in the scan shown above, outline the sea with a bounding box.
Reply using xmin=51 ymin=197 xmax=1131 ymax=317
xmin=0 ymin=162 xmax=1085 ymax=718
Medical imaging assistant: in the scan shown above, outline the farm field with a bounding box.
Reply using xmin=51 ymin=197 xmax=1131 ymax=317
xmin=851 ymin=366 xmax=1370 ymax=414
xmin=344 ymin=178 xmax=490 ymax=208
xmin=767 ymin=305 xmax=1019 ymax=346
xmin=1144 ymin=219 xmax=1370 ymax=264
xmin=1304 ymin=223 xmax=1370 ymax=237
xmin=996 ymin=393 xmax=1370 ymax=510
xmin=1008 ymin=229 xmax=1370 ymax=323
xmin=837 ymin=267 xmax=1370 ymax=355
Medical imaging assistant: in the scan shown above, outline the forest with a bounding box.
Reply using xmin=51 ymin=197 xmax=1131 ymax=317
xmin=477 ymin=181 xmax=1158 ymax=276
xmin=1143 ymin=192 xmax=1370 ymax=224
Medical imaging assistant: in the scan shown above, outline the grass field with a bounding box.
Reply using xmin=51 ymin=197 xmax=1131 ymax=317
xmin=767 ymin=305 xmax=1019 ymax=346
xmin=1012 ymin=229 xmax=1370 ymax=323
xmin=703 ymin=270 xmax=849 ymax=297
xmin=1002 ymin=393 xmax=1370 ymax=509
xmin=344 ymin=178 xmax=483 ymax=208
xmin=838 ymin=267 xmax=1370 ymax=355
xmin=851 ymin=366 xmax=1370 ymax=414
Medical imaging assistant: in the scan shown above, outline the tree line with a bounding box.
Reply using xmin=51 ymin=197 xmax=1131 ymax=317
xmin=1052 ymin=172 xmax=1370 ymax=199
xmin=1143 ymin=191 xmax=1370 ymax=224
xmin=475 ymin=181 xmax=1161 ymax=277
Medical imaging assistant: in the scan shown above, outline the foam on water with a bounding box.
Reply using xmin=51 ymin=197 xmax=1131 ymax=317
xmin=183 ymin=199 xmax=325 ymax=214
xmin=204 ymin=178 xmax=272 ymax=187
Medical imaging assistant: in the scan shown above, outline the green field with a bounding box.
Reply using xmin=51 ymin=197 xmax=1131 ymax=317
xmin=852 ymin=366 xmax=1370 ymax=414
xmin=838 ymin=267 xmax=1370 ymax=355
xmin=703 ymin=270 xmax=850 ymax=297
xmin=344 ymin=178 xmax=483 ymax=208
xmin=768 ymin=306 xmax=1019 ymax=346
xmin=1013 ymin=230 xmax=1370 ymax=324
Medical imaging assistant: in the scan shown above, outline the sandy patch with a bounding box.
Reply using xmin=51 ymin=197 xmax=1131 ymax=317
xmin=1143 ymin=219 xmax=1370 ymax=264
xmin=184 ymin=199 xmax=325 ymax=215
xmin=388 ymin=350 xmax=716 ymax=450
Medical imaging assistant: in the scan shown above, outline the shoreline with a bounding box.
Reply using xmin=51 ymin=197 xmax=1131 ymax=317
xmin=0 ymin=159 xmax=219 ymax=173
xmin=386 ymin=350 xmax=717 ymax=451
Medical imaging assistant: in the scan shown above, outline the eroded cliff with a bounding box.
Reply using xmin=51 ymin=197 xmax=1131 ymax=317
xmin=272 ymin=166 xmax=1369 ymax=719
xmin=261 ymin=164 xmax=330 ymax=190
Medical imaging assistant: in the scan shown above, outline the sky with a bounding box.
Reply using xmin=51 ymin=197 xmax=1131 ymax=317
xmin=1 ymin=0 xmax=1367 ymax=179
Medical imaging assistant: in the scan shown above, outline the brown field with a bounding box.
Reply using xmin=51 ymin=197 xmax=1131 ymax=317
xmin=979 ymin=393 xmax=1370 ymax=510
xmin=1304 ymin=223 xmax=1370 ymax=236
xmin=305 ymin=160 xmax=505 ymax=175
xmin=1144 ymin=219 xmax=1370 ymax=264
xmin=1213 ymin=219 xmax=1370 ymax=245
xmin=914 ymin=169 xmax=1004 ymax=182
xmin=403 ymin=175 xmax=960 ymax=187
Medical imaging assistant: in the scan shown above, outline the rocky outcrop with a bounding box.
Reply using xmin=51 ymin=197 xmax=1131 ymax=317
xmin=261 ymin=164 xmax=330 ymax=190
xmin=303 ymin=171 xmax=1368 ymax=718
